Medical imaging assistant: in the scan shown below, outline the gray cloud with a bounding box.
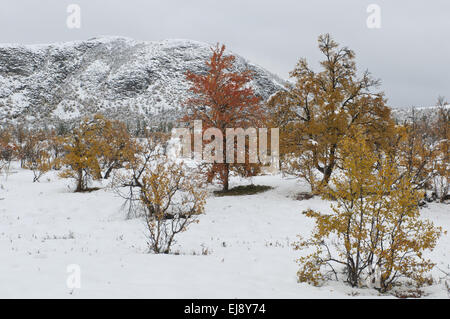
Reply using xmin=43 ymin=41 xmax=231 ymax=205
xmin=0 ymin=0 xmax=448 ymax=106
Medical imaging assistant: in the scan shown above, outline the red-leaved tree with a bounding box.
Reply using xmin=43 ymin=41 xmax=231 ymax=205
xmin=183 ymin=44 xmax=264 ymax=191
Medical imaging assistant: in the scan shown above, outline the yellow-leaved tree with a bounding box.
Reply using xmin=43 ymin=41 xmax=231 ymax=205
xmin=140 ymin=161 xmax=206 ymax=254
xmin=112 ymin=133 xmax=206 ymax=254
xmin=295 ymin=130 xmax=443 ymax=293
xmin=59 ymin=116 xmax=103 ymax=192
xmin=268 ymin=34 xmax=394 ymax=192
xmin=394 ymin=110 xmax=436 ymax=191
xmin=83 ymin=114 xmax=138 ymax=179
xmin=60 ymin=114 xmax=137 ymax=192
xmin=22 ymin=131 xmax=54 ymax=182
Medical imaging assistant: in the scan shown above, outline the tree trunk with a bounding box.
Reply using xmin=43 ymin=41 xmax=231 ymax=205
xmin=321 ymin=146 xmax=337 ymax=185
xmin=322 ymin=165 xmax=333 ymax=185
xmin=104 ymin=166 xmax=114 ymax=179
xmin=76 ymin=169 xmax=83 ymax=192
xmin=223 ymin=165 xmax=229 ymax=191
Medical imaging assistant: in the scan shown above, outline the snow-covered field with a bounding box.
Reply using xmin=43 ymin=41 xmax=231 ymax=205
xmin=0 ymin=163 xmax=448 ymax=298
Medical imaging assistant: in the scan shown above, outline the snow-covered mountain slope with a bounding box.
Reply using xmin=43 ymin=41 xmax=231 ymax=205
xmin=391 ymin=105 xmax=449 ymax=124
xmin=0 ymin=37 xmax=286 ymax=127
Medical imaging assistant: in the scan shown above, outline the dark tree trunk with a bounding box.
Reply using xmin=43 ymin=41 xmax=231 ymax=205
xmin=322 ymin=165 xmax=333 ymax=185
xmin=223 ymin=165 xmax=229 ymax=191
xmin=104 ymin=166 xmax=114 ymax=180
xmin=321 ymin=144 xmax=337 ymax=185
xmin=76 ymin=169 xmax=83 ymax=192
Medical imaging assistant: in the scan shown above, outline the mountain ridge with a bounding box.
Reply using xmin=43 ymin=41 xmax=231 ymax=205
xmin=0 ymin=36 xmax=446 ymax=130
xmin=0 ymin=36 xmax=286 ymax=129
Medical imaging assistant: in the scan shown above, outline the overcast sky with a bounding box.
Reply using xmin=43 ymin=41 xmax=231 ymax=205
xmin=0 ymin=0 xmax=449 ymax=107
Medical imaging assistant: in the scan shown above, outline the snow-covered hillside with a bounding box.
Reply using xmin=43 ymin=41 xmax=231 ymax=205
xmin=0 ymin=37 xmax=285 ymax=127
xmin=0 ymin=164 xmax=448 ymax=298
xmin=391 ymin=105 xmax=450 ymax=123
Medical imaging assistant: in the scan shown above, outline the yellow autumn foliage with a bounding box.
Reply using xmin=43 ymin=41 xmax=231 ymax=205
xmin=267 ymin=34 xmax=394 ymax=191
xmin=295 ymin=130 xmax=443 ymax=292
xmin=59 ymin=114 xmax=137 ymax=192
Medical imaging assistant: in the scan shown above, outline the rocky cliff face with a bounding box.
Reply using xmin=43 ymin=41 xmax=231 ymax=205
xmin=0 ymin=37 xmax=286 ymax=129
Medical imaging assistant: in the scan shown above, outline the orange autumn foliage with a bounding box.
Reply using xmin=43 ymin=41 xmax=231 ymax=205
xmin=183 ymin=44 xmax=264 ymax=191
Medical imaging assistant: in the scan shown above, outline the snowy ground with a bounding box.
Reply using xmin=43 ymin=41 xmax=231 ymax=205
xmin=0 ymin=163 xmax=449 ymax=298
